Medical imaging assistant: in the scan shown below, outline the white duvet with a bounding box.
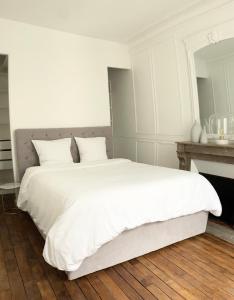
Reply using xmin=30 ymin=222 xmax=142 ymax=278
xmin=17 ymin=159 xmax=221 ymax=272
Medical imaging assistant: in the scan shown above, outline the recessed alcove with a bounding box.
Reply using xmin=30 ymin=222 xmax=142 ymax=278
xmin=0 ymin=55 xmax=13 ymax=183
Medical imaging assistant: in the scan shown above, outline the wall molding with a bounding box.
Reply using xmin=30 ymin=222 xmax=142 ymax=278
xmin=151 ymin=37 xmax=185 ymax=136
xmin=128 ymin=0 xmax=232 ymax=47
xmin=150 ymin=48 xmax=158 ymax=137
xmin=184 ymin=18 xmax=234 ymax=122
xmin=121 ymin=1 xmax=234 ymax=172
xmin=114 ymin=134 xmax=184 ymax=142
xmin=173 ymin=37 xmax=185 ymax=132
xmin=136 ymin=140 xmax=156 ymax=165
xmin=156 ymin=141 xmax=178 ymax=168
xmin=114 ymin=135 xmax=177 ymax=166
xmin=132 ymin=48 xmax=156 ymax=136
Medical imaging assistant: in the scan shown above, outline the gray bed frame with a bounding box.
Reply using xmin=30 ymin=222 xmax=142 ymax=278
xmin=15 ymin=126 xmax=113 ymax=180
xmin=15 ymin=126 xmax=208 ymax=280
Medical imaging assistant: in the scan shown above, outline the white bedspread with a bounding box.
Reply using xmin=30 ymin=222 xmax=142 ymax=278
xmin=17 ymin=159 xmax=221 ymax=271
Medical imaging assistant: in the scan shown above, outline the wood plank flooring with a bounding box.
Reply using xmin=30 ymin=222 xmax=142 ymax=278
xmin=0 ymin=212 xmax=234 ymax=300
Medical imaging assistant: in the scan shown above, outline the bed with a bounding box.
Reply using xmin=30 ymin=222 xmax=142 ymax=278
xmin=15 ymin=127 xmax=221 ymax=280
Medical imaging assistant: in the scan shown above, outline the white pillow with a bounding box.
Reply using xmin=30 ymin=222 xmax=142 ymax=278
xmin=75 ymin=137 xmax=108 ymax=162
xmin=32 ymin=138 xmax=73 ymax=166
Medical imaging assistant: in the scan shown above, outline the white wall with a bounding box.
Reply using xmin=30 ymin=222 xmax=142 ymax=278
xmin=119 ymin=1 xmax=234 ymax=176
xmin=0 ymin=18 xmax=130 ymax=178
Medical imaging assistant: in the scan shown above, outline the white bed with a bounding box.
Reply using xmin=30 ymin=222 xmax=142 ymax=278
xmin=17 ymin=158 xmax=221 ymax=279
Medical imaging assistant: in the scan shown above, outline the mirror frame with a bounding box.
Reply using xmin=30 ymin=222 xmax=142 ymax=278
xmin=184 ymin=19 xmax=234 ymax=125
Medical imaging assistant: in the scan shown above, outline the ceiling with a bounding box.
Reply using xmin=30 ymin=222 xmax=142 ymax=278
xmin=195 ymin=38 xmax=234 ymax=61
xmin=0 ymin=0 xmax=202 ymax=42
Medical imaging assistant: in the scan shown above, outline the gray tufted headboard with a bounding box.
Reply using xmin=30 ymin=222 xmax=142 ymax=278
xmin=15 ymin=126 xmax=113 ymax=180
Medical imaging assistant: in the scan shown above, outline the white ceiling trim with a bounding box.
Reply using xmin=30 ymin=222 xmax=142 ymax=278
xmin=128 ymin=0 xmax=233 ymax=47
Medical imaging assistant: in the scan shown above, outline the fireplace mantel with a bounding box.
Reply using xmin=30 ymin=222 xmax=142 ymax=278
xmin=177 ymin=142 xmax=234 ymax=171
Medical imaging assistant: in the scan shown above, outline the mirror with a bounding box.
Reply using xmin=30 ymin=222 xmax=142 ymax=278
xmin=194 ymin=38 xmax=234 ymax=142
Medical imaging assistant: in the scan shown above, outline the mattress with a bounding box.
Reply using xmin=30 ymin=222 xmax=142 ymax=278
xmin=17 ymin=158 xmax=221 ymax=272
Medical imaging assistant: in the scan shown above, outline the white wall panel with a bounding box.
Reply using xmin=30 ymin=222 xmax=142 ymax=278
xmin=113 ymin=137 xmax=136 ymax=161
xmin=157 ymin=143 xmax=178 ymax=169
xmin=128 ymin=2 xmax=234 ymax=174
xmin=152 ymin=39 xmax=183 ymax=136
xmin=118 ymin=2 xmax=234 ymax=173
xmin=132 ymin=50 xmax=156 ymax=135
xmin=137 ymin=141 xmax=155 ymax=165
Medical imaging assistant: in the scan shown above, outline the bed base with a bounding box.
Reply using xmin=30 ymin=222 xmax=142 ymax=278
xmin=67 ymin=211 xmax=208 ymax=280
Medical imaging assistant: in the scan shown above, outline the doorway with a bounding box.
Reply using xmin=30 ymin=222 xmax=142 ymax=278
xmin=107 ymin=67 xmax=135 ymax=160
xmin=0 ymin=55 xmax=13 ymax=183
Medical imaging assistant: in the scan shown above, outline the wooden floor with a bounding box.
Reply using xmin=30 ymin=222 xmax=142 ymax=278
xmin=0 ymin=213 xmax=234 ymax=300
